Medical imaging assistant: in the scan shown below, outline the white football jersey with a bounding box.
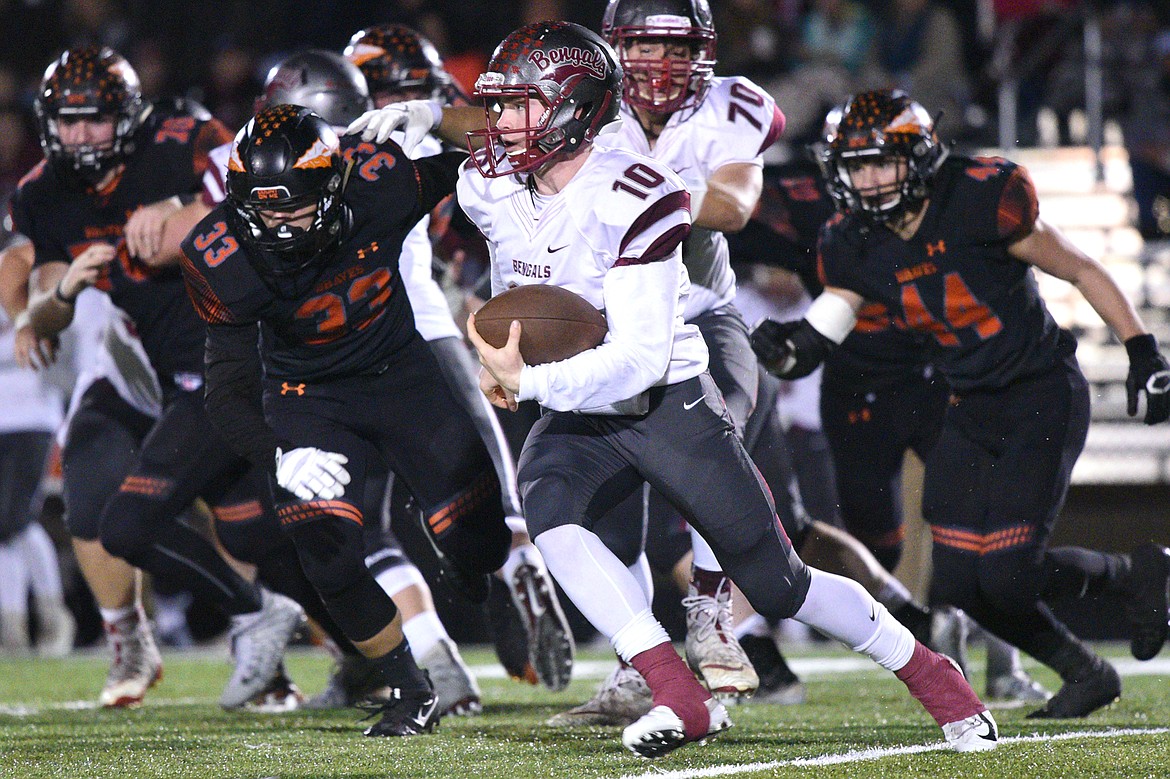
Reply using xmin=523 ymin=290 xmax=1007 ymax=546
xmin=458 ymin=145 xmax=709 ymax=413
xmin=0 ymin=308 xmax=63 ymax=435
xmin=59 ymin=289 xmax=162 ymax=446
xmin=203 ymin=134 xmax=461 ymax=342
xmin=598 ymin=76 xmax=784 ymax=321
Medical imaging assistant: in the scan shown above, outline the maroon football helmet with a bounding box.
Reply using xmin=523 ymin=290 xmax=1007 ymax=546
xmin=468 ymin=21 xmax=622 ymax=178
xmin=602 ymin=0 xmax=716 ymax=116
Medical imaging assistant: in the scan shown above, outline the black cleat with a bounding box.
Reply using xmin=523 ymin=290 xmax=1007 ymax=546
xmin=362 ymin=684 xmax=441 ymax=737
xmin=1127 ymin=543 xmax=1170 ymax=661
xmin=304 ymin=654 xmax=391 ymax=709
xmin=1026 ymin=659 xmax=1120 ymax=719
xmin=414 ymin=506 xmax=492 ymax=604
xmin=738 ymin=634 xmax=805 ymax=705
xmin=486 ymin=580 xmax=537 ymax=683
xmin=509 ymin=558 xmax=574 ymax=691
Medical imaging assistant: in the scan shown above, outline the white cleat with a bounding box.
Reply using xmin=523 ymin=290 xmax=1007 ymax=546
xmin=242 ymin=662 xmax=305 ymax=713
xmin=99 ymin=612 xmax=163 ymax=708
xmin=421 ymin=637 xmax=482 ymax=716
xmin=546 ymin=664 xmax=652 ymax=727
xmin=219 ymin=590 xmax=304 ymax=710
xmin=621 ymin=698 xmax=732 ymax=759
xmin=943 ymin=709 xmax=999 ymax=752
xmin=683 ymin=583 xmax=758 ymax=701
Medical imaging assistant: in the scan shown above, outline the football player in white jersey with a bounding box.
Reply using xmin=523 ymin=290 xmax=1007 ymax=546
xmin=354 ymin=19 xmax=998 ymax=759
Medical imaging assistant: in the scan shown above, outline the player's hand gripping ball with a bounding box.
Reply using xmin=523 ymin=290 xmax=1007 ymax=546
xmin=474 ymin=285 xmax=608 ymax=364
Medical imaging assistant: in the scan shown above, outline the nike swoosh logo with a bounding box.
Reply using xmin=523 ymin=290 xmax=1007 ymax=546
xmin=975 ymin=712 xmax=997 ymax=741
xmin=547 ymin=245 xmax=568 ymax=253
xmin=869 ymin=603 xmax=876 ymax=621
xmin=683 ymin=395 xmax=707 ymax=410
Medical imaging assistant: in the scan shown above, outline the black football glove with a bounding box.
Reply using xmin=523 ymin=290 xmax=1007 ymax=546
xmin=750 ymin=318 xmax=801 ymax=377
xmin=1125 ymin=333 xmax=1170 ymax=425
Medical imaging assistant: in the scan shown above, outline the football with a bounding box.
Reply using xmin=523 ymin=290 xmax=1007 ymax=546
xmin=474 ymin=284 xmax=608 ymax=365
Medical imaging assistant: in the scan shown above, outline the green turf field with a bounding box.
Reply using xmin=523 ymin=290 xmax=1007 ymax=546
xmin=2 ymin=644 xmax=1167 ymax=778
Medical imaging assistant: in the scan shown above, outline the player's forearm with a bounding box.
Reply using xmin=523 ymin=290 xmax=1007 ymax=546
xmin=26 ymin=267 xmax=76 ymax=338
xmin=0 ymin=241 xmax=33 ymax=318
xmin=518 ymin=263 xmax=676 ymax=410
xmin=437 ymin=105 xmax=490 ymax=149
xmin=143 ymin=201 xmax=211 ymax=268
xmin=692 ymin=180 xmax=756 ymax=232
xmin=1075 ymin=261 xmax=1146 ymax=343
xmin=204 ymin=323 xmax=288 ymax=472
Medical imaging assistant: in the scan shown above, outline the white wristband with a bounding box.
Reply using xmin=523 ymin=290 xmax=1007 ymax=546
xmin=427 ymin=100 xmax=444 ymax=130
xmin=804 ymin=291 xmax=857 ymax=345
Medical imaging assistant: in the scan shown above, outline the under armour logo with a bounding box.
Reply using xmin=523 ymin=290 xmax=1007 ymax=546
xmin=1149 ymin=370 xmax=1170 ymax=394
xmin=281 ymin=382 xmax=306 ymax=396
xmin=357 ymin=241 xmax=380 ymax=260
xmin=925 ymin=240 xmax=946 ymax=257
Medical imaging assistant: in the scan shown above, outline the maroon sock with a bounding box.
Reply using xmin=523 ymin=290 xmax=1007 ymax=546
xmin=629 ymin=642 xmax=711 ymax=741
xmin=895 ymin=641 xmax=985 ymax=726
xmin=691 ymin=568 xmax=728 ymax=598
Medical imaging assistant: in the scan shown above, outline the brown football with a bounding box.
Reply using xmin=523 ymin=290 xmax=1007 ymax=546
xmin=474 ymin=284 xmax=608 ymax=365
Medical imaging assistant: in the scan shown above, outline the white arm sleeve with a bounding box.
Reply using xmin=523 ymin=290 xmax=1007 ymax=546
xmin=518 ymin=255 xmax=680 ymax=411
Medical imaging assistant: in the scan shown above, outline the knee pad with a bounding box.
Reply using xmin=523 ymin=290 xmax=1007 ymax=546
xmin=98 ymin=485 xmax=175 ymax=563
xmin=285 ymin=517 xmax=369 ymax=599
xmin=425 ymin=471 xmax=510 ymax=576
xmin=978 ymin=551 xmax=1041 ymax=613
xmin=213 ymin=502 xmax=284 ymax=565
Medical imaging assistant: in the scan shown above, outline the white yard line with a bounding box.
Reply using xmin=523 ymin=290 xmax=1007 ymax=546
xmin=614 ymin=728 xmax=1170 ymax=779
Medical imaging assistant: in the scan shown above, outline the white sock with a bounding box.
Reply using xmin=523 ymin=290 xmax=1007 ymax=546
xmin=99 ymin=605 xmax=137 ymax=625
xmin=18 ymin=524 xmax=65 ymax=599
xmin=628 ymin=552 xmax=654 ymax=603
xmin=402 ymin=611 xmax=447 ymax=659
xmin=374 ymin=563 xmax=427 ymax=599
xmin=0 ymin=535 xmax=30 ymax=613
xmin=689 ymin=526 xmax=721 ymax=572
xmin=533 ymin=524 xmax=651 ymax=639
xmin=499 ymin=541 xmax=544 ymax=584
xmin=734 ymin=612 xmax=770 ymax=640
xmin=610 ymin=608 xmax=672 ymax=663
xmin=793 ymin=567 xmax=915 ymax=672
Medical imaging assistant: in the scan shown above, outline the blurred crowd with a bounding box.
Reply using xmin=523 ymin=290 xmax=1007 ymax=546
xmin=0 ymin=1 xmax=1169 ymax=244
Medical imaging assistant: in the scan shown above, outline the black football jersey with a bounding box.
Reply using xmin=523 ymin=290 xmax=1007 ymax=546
xmin=11 ymin=103 xmax=232 ymax=391
xmin=182 ymin=137 xmax=463 ymax=381
xmin=728 ymin=161 xmax=932 ymax=387
xmin=818 ymin=154 xmax=1062 ymax=391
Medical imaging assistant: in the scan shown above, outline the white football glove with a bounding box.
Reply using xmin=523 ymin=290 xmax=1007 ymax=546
xmin=275 ymin=447 xmax=351 ymax=502
xmin=344 ymin=99 xmax=440 ymax=154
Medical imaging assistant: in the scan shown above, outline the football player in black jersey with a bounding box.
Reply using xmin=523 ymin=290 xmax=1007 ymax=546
xmin=732 ymin=159 xmax=1049 ymax=703
xmin=180 ymin=105 xmax=511 ymax=737
xmin=19 ymin=46 xmax=304 ymax=710
xmin=752 ymin=89 xmax=1170 ymax=718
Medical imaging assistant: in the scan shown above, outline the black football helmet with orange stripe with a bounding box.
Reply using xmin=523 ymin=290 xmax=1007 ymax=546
xmin=34 ymin=46 xmax=147 ymax=184
xmin=344 ymin=24 xmax=460 ymax=105
xmin=602 ymin=0 xmax=717 ymax=116
xmin=468 ymin=21 xmax=622 ymax=177
xmin=815 ymin=89 xmax=947 ymax=226
xmin=225 ymin=105 xmax=347 ymax=276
